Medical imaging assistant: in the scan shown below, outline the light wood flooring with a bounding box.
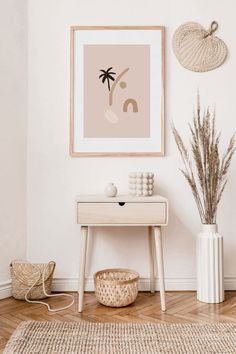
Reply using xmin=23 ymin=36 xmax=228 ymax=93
xmin=1 ymin=291 xmax=236 ymax=352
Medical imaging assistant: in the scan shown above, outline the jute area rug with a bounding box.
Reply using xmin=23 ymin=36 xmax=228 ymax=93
xmin=3 ymin=321 xmax=236 ymax=354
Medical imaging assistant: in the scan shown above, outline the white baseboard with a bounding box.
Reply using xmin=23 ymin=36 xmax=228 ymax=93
xmin=0 ymin=280 xmax=12 ymax=299
xmin=52 ymin=276 xmax=196 ymax=292
xmin=1 ymin=276 xmax=236 ymax=300
xmin=224 ymin=277 xmax=236 ymax=290
xmin=52 ymin=276 xmax=236 ymax=292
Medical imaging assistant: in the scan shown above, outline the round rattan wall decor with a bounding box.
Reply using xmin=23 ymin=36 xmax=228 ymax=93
xmin=173 ymin=21 xmax=228 ymax=72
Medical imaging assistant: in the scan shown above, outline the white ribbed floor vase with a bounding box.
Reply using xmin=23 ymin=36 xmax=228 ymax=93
xmin=197 ymin=224 xmax=224 ymax=303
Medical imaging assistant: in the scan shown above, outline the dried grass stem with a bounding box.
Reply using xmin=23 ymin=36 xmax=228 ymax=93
xmin=172 ymin=96 xmax=235 ymax=224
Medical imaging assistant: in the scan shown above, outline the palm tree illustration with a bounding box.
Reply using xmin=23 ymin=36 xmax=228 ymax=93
xmin=99 ymin=67 xmax=116 ymax=91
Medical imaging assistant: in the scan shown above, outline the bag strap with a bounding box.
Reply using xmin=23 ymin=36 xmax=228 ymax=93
xmin=25 ymin=262 xmax=74 ymax=312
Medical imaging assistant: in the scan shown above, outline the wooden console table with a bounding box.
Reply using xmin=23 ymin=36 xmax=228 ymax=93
xmin=76 ymin=195 xmax=168 ymax=312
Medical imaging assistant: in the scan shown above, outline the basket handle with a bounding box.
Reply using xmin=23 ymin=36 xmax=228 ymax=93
xmin=204 ymin=21 xmax=218 ymax=38
xmin=25 ymin=262 xmax=74 ymax=312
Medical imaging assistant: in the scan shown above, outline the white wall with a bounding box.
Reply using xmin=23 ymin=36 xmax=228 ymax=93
xmin=27 ymin=0 xmax=236 ymax=291
xmin=0 ymin=0 xmax=27 ymax=298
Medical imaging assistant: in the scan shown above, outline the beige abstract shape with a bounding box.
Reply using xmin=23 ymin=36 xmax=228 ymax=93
xmin=105 ymin=109 xmax=119 ymax=124
xmin=120 ymin=81 xmax=127 ymax=89
xmin=109 ymin=68 xmax=129 ymax=106
xmin=123 ymin=99 xmax=139 ymax=113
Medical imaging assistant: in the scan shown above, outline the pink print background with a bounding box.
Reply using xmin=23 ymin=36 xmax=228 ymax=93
xmin=83 ymin=45 xmax=150 ymax=138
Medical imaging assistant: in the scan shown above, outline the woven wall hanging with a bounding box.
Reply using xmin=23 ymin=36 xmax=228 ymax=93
xmin=173 ymin=21 xmax=228 ymax=72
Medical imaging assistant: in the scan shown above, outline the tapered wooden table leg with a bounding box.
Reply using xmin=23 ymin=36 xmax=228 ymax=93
xmin=154 ymin=226 xmax=166 ymax=311
xmin=78 ymin=226 xmax=88 ymax=312
xmin=148 ymin=226 xmax=155 ymax=293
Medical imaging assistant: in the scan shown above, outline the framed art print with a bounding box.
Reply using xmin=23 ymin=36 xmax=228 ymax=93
xmin=70 ymin=26 xmax=165 ymax=156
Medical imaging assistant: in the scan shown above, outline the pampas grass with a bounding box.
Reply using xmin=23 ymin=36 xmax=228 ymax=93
xmin=172 ymin=95 xmax=235 ymax=224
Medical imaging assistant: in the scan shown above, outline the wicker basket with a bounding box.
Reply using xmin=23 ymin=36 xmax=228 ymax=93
xmin=10 ymin=260 xmax=55 ymax=300
xmin=94 ymin=268 xmax=139 ymax=307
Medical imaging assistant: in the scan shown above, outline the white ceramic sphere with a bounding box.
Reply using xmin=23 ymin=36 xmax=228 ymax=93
xmin=129 ymin=172 xmax=137 ymax=178
xmin=105 ymin=183 xmax=117 ymax=197
xmin=148 ymin=190 xmax=153 ymax=196
xmin=137 ymin=172 xmax=143 ymax=178
xmin=143 ymin=190 xmax=148 ymax=196
xmin=148 ymin=172 xmax=154 ymax=178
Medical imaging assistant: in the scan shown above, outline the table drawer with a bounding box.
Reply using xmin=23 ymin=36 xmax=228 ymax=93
xmin=77 ymin=202 xmax=167 ymax=225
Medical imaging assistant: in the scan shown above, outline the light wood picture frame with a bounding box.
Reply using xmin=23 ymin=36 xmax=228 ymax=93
xmin=70 ymin=26 xmax=165 ymax=157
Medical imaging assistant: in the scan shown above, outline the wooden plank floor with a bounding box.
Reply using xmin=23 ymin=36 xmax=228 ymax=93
xmin=1 ymin=291 xmax=236 ymax=352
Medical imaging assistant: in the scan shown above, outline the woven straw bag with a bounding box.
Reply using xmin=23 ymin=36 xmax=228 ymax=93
xmin=173 ymin=21 xmax=227 ymax=72
xmin=94 ymin=268 xmax=139 ymax=307
xmin=10 ymin=260 xmax=74 ymax=312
